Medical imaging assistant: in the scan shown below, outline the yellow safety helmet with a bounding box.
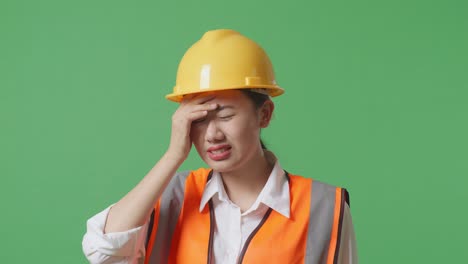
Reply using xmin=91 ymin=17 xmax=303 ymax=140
xmin=166 ymin=29 xmax=284 ymax=102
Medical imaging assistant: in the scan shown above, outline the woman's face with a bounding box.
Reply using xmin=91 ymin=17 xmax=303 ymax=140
xmin=189 ymin=90 xmax=272 ymax=173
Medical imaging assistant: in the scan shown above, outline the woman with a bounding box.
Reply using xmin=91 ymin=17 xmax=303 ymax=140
xmin=82 ymin=29 xmax=358 ymax=264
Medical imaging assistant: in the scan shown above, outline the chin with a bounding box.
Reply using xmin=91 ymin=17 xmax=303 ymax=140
xmin=203 ymin=158 xmax=239 ymax=173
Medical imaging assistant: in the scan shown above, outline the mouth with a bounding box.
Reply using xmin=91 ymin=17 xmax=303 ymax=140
xmin=207 ymin=144 xmax=232 ymax=161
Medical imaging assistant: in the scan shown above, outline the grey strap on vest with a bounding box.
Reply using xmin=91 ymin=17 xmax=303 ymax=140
xmin=148 ymin=171 xmax=190 ymax=264
xmin=304 ymin=180 xmax=347 ymax=264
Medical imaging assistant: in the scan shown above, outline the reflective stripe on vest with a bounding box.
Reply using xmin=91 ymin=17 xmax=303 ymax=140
xmin=144 ymin=168 xmax=349 ymax=264
xmin=145 ymin=170 xmax=191 ymax=264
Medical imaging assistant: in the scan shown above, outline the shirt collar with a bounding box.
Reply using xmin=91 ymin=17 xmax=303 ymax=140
xmin=199 ymin=151 xmax=290 ymax=218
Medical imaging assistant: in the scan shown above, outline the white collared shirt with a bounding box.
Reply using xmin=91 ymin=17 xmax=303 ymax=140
xmin=82 ymin=156 xmax=358 ymax=264
xmin=198 ymin=157 xmax=290 ymax=263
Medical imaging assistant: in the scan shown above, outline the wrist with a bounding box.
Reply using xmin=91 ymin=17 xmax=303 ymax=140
xmin=163 ymin=149 xmax=186 ymax=166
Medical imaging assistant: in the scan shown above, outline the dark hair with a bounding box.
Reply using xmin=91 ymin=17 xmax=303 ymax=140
xmin=240 ymin=89 xmax=270 ymax=150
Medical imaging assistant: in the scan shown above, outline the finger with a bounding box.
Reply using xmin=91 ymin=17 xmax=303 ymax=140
xmin=182 ymin=93 xmax=216 ymax=105
xmin=173 ymin=103 xmax=216 ymax=123
xmin=177 ymin=103 xmax=217 ymax=116
xmin=197 ymin=96 xmax=216 ymax=105
xmin=188 ymin=103 xmax=218 ymax=113
xmin=187 ymin=110 xmax=208 ymax=122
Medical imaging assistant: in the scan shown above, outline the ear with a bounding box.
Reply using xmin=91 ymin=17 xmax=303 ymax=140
xmin=259 ymin=100 xmax=274 ymax=128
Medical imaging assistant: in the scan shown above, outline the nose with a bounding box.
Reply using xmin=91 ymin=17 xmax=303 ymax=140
xmin=205 ymin=119 xmax=225 ymax=143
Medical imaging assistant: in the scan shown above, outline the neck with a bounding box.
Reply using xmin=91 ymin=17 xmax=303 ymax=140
xmin=220 ymin=149 xmax=274 ymax=212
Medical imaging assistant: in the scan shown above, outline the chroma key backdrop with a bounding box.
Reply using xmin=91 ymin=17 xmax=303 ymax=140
xmin=1 ymin=0 xmax=467 ymax=263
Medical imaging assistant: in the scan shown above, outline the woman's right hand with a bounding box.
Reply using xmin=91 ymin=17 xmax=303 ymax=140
xmin=101 ymin=95 xmax=217 ymax=235
xmin=166 ymin=94 xmax=218 ymax=162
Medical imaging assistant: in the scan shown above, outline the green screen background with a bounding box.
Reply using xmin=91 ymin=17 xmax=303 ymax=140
xmin=1 ymin=0 xmax=467 ymax=263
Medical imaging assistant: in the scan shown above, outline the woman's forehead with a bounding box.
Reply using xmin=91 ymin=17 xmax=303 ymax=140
xmin=185 ymin=90 xmax=248 ymax=104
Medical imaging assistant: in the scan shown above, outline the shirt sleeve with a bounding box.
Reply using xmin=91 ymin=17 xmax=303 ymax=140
xmin=82 ymin=205 xmax=149 ymax=264
xmin=337 ymin=203 xmax=358 ymax=264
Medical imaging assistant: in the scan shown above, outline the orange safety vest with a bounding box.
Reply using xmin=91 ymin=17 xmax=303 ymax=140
xmin=144 ymin=168 xmax=350 ymax=264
